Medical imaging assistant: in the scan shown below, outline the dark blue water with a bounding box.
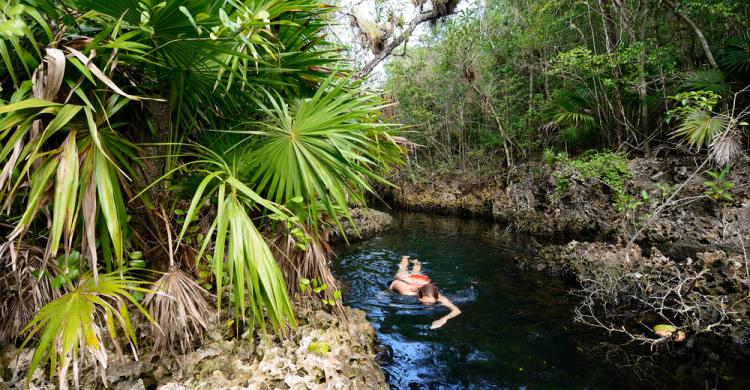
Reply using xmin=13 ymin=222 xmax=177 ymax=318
xmin=334 ymin=212 xmax=627 ymax=389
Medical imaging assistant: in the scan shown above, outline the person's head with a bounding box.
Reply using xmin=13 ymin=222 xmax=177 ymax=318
xmin=417 ymin=283 xmax=439 ymax=305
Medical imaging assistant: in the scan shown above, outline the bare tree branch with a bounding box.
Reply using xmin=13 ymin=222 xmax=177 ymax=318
xmin=357 ymin=7 xmax=455 ymax=77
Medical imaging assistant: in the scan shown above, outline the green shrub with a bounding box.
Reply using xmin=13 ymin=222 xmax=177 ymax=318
xmin=543 ymin=148 xmax=568 ymax=165
xmin=552 ymin=151 xmax=634 ymax=211
xmin=703 ymin=166 xmax=734 ymax=201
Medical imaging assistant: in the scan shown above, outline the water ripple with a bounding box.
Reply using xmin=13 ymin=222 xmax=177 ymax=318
xmin=333 ymin=211 xmax=629 ymax=389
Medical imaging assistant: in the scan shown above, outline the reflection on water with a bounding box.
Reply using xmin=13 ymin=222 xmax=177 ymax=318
xmin=334 ymin=212 xmax=626 ymax=389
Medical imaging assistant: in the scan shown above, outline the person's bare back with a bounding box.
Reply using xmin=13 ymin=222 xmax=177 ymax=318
xmin=388 ymin=256 xmax=461 ymax=329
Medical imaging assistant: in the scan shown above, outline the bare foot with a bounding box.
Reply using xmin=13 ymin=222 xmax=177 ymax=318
xmin=399 ymin=256 xmax=410 ymax=270
xmin=412 ymin=259 xmax=422 ymax=274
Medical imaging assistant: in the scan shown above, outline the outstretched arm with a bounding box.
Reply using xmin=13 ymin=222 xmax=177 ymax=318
xmin=431 ymin=295 xmax=462 ymax=329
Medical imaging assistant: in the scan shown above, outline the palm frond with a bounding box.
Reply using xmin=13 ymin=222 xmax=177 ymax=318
xmin=143 ymin=269 xmax=212 ymax=354
xmin=271 ymin=224 xmax=342 ymax=314
xmin=723 ymin=29 xmax=750 ymax=75
xmin=218 ymin=194 xmax=296 ymax=334
xmin=0 ymin=242 xmax=59 ymax=344
xmin=710 ymin=127 xmax=743 ymax=166
xmin=243 ymin=75 xmax=401 ymax=233
xmin=671 ymin=109 xmax=729 ymax=150
xmin=679 ymin=69 xmax=729 ymax=95
xmin=548 ymin=90 xmax=596 ymax=129
xmin=143 ymin=209 xmax=212 ymax=354
xmin=166 ymin=144 xmax=297 ymax=335
xmin=20 ymin=272 xmax=152 ymax=390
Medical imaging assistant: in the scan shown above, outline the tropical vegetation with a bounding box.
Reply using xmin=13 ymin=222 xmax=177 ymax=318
xmin=4 ymin=0 xmax=750 ymax=386
xmin=385 ymin=0 xmax=750 ymax=169
xmin=0 ymin=0 xmax=403 ymax=387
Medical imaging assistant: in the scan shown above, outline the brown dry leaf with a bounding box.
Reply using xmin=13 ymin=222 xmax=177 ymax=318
xmin=0 ymin=138 xmax=22 ymax=193
xmin=65 ymin=47 xmax=164 ymax=102
xmin=32 ymin=48 xmax=66 ymax=101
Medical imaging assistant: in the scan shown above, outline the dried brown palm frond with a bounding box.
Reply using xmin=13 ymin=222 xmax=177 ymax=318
xmin=143 ymin=267 xmax=213 ymax=354
xmin=143 ymin=210 xmax=213 ymax=354
xmin=0 ymin=241 xmax=60 ymax=343
xmin=710 ymin=127 xmax=743 ymax=167
xmin=272 ymin=225 xmax=344 ymax=315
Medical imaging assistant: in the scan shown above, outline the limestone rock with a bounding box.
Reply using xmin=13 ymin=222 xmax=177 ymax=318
xmin=384 ymin=156 xmax=750 ymax=250
xmin=330 ymin=208 xmax=394 ymax=243
xmin=0 ymin=305 xmax=387 ymax=390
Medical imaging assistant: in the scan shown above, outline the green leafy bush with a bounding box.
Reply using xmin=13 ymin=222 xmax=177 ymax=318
xmin=703 ymin=167 xmax=734 ymax=201
xmin=1 ymin=0 xmax=404 ymax=386
xmin=543 ymin=149 xmax=568 ymax=165
xmin=552 ymin=151 xmax=634 ymax=211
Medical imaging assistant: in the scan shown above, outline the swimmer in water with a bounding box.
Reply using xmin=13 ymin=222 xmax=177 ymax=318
xmin=388 ymin=255 xmax=461 ymax=329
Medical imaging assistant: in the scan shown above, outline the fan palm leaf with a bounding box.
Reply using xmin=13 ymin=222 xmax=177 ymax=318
xmin=240 ymin=75 xmax=402 ymax=233
xmin=679 ymin=69 xmax=729 ymax=95
xmin=549 ymin=90 xmax=596 ymax=129
xmin=20 ymin=272 xmax=152 ymax=390
xmin=671 ymin=109 xmax=729 ymax=150
xmin=723 ymin=29 xmax=750 ymax=75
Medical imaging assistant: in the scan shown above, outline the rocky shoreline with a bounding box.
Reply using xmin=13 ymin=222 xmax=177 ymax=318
xmin=383 ymin=157 xmax=750 ymax=253
xmin=0 ymin=209 xmax=394 ymax=390
xmin=1 ymin=303 xmax=387 ymax=390
xmin=381 ymin=157 xmax=750 ymax=347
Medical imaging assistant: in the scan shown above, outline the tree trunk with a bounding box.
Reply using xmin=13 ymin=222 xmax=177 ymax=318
xmin=665 ymin=0 xmax=718 ymax=68
xmin=638 ymin=0 xmax=649 ymax=140
xmin=600 ymin=0 xmax=625 ymax=148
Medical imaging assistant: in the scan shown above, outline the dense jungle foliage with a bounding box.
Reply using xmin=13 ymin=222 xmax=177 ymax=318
xmin=3 ymin=0 xmax=750 ymax=387
xmin=385 ymin=0 xmax=750 ymax=169
xmin=0 ymin=0 xmax=404 ymax=387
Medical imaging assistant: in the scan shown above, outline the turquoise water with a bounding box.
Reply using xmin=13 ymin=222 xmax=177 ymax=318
xmin=333 ymin=211 xmax=748 ymax=389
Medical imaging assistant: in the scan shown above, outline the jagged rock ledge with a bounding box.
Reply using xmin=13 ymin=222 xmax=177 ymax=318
xmin=518 ymin=240 xmax=750 ymax=345
xmin=382 ymin=157 xmax=750 ymax=254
